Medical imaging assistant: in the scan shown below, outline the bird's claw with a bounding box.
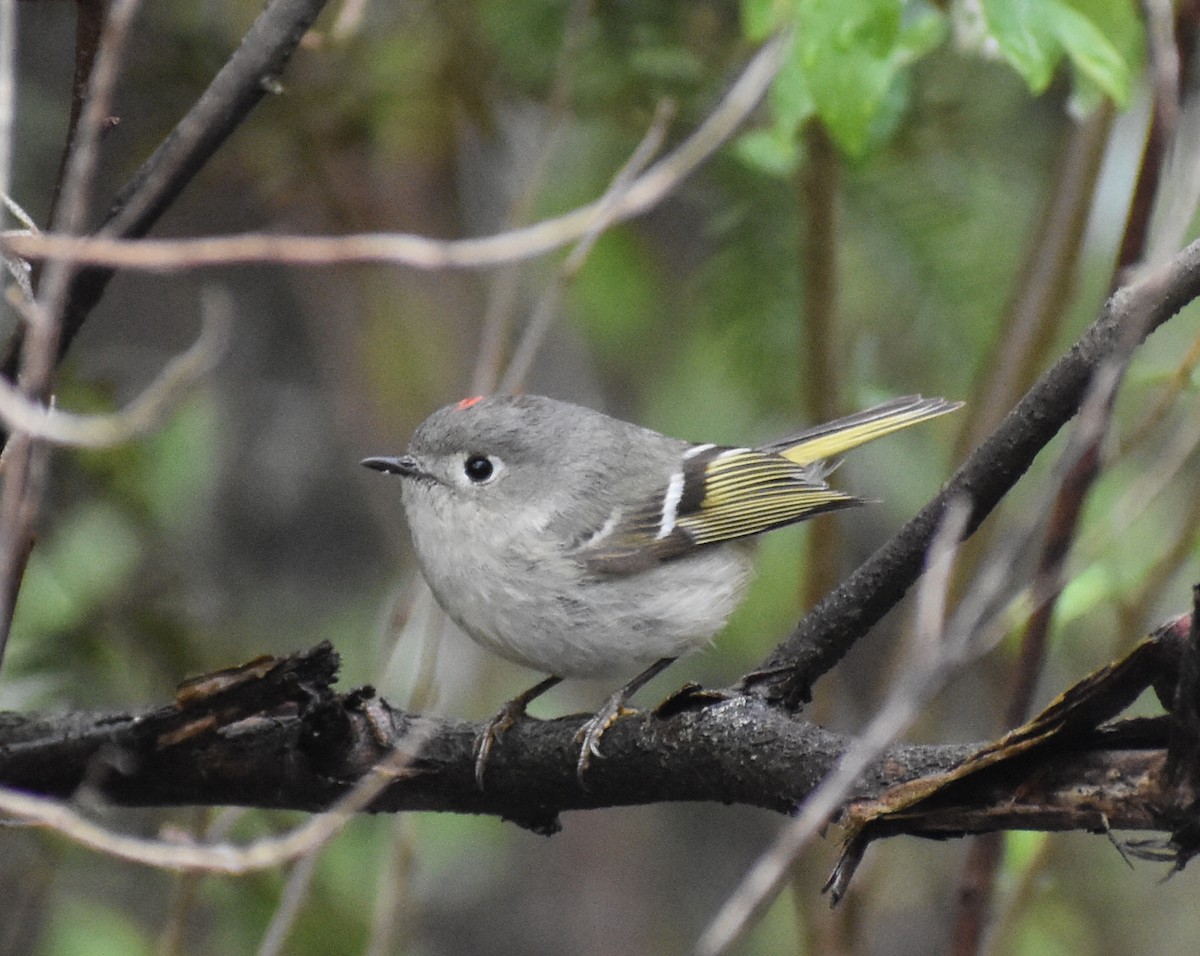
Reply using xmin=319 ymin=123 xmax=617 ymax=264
xmin=473 ymin=701 xmax=522 ymax=791
xmin=473 ymin=674 xmax=564 ymax=791
xmin=575 ymin=695 xmax=637 ymax=785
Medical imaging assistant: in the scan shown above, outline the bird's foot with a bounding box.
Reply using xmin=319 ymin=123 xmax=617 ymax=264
xmin=474 ymin=701 xmax=523 ymax=791
xmin=474 ymin=674 xmax=562 ymax=791
xmin=574 ymin=690 xmax=638 ymax=786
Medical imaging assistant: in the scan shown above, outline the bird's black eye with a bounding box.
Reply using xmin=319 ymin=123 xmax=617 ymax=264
xmin=464 ymin=454 xmax=495 ymax=483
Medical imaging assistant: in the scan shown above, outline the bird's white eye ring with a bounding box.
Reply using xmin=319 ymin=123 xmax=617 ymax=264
xmin=464 ymin=453 xmax=499 ymax=483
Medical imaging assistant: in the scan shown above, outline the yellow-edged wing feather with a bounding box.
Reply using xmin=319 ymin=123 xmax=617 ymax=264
xmin=676 ymin=449 xmax=855 ymax=546
xmin=577 ymin=395 xmax=960 ymax=573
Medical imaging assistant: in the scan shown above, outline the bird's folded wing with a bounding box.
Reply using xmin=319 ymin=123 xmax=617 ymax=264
xmin=575 ymin=446 xmax=860 ymax=574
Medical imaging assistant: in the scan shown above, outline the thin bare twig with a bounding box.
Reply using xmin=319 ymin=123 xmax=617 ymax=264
xmin=364 ymin=818 xmax=415 ymax=956
xmin=25 ymin=0 xmax=140 ymax=367
xmin=0 ymin=287 xmax=228 ymax=447
xmin=716 ymin=290 xmax=1200 ymax=945
xmin=1 ymin=194 xmax=35 ymax=301
xmin=470 ymin=0 xmax=594 ymax=395
xmin=1114 ymin=0 xmax=1195 ymax=282
xmin=0 ymin=0 xmax=15 ymax=246
xmin=955 ymin=108 xmax=1111 ymax=464
xmin=498 ymin=98 xmax=676 ymax=392
xmin=0 ymin=0 xmax=330 ymax=384
xmin=46 ymin=0 xmax=114 ymax=230
xmin=748 ymin=239 xmax=1200 ymax=707
xmin=696 ymin=499 xmax=973 ymax=956
xmin=951 ymin=16 xmax=1194 ymax=941
xmin=950 ymin=364 xmax=1123 ymax=956
xmin=0 ymin=0 xmax=142 ymax=667
xmin=155 ymin=809 xmax=248 ymax=956
xmin=3 ymin=33 xmax=789 ymax=277
xmin=255 ymin=851 xmax=320 ymax=956
xmin=1144 ymin=0 xmax=1182 ymax=144
xmin=0 ymin=724 xmax=431 ymax=874
xmin=797 ymin=120 xmax=843 ymax=612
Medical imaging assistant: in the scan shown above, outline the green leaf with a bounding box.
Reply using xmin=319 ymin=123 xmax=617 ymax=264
xmin=980 ymin=0 xmax=1136 ymax=105
xmin=1067 ymin=0 xmax=1146 ymax=72
xmin=742 ymin=0 xmax=946 ymax=163
xmin=796 ymin=0 xmax=904 ymax=156
xmin=769 ymin=40 xmax=817 ymax=128
xmin=981 ymin=0 xmax=1059 ymax=93
xmin=897 ymin=2 xmax=947 ymax=62
xmin=1047 ymin=2 xmax=1130 ymax=103
xmin=733 ymin=44 xmax=812 ymax=174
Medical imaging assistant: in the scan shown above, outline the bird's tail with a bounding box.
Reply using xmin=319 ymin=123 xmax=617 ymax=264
xmin=764 ymin=395 xmax=962 ymax=466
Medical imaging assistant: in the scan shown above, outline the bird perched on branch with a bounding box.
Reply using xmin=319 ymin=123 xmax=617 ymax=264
xmin=363 ymin=393 xmax=960 ymax=788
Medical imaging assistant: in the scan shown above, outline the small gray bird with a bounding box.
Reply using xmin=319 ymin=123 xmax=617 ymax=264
xmin=363 ymin=393 xmax=959 ymax=787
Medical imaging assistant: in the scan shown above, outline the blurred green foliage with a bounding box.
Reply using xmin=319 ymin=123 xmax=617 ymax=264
xmin=36 ymin=899 xmax=153 ymax=956
xmin=6 ymin=0 xmax=1198 ymax=954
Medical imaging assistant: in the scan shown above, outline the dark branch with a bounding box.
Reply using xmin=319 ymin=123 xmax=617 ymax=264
xmin=0 ymin=0 xmax=330 ymax=385
xmin=747 ymin=239 xmax=1200 ymax=708
xmin=0 ymin=643 xmax=1194 ymax=846
xmin=46 ymin=0 xmax=113 ymax=230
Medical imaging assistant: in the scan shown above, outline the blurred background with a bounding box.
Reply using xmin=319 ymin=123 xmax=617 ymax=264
xmin=5 ymin=1 xmax=1200 ymax=954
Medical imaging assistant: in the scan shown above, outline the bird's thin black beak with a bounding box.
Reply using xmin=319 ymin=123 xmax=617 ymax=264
xmin=361 ymin=454 xmax=420 ymax=477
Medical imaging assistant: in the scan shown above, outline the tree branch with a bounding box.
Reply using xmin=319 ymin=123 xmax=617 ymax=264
xmin=0 ymin=642 xmax=1193 ymax=851
xmin=747 ymin=237 xmax=1200 ymax=707
xmin=0 ymin=0 xmax=330 ymax=383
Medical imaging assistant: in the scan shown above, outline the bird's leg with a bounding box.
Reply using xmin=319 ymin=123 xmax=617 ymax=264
xmin=576 ymin=657 xmax=676 ymax=785
xmin=474 ymin=674 xmax=562 ymax=790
